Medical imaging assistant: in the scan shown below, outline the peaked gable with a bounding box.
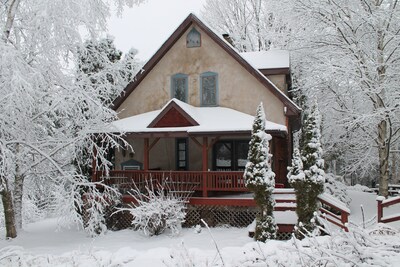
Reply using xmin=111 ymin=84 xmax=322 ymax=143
xmin=113 ymin=13 xmax=301 ymax=117
xmin=148 ymin=99 xmax=199 ymax=128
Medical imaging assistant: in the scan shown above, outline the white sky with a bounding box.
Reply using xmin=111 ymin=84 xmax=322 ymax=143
xmin=108 ymin=0 xmax=207 ymax=61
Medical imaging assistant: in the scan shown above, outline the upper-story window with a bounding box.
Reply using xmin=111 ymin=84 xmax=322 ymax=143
xmin=186 ymin=27 xmax=201 ymax=48
xmin=171 ymin=73 xmax=188 ymax=102
xmin=200 ymin=72 xmax=218 ymax=106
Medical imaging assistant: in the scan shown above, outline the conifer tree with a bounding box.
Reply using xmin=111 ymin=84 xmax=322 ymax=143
xmin=289 ymin=102 xmax=325 ymax=236
xmin=244 ymin=103 xmax=277 ymax=241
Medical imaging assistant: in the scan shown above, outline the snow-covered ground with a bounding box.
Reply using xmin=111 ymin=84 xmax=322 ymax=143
xmin=0 ymin=190 xmax=399 ymax=266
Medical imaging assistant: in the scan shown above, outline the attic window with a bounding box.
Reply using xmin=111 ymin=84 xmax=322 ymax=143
xmin=186 ymin=27 xmax=201 ymax=48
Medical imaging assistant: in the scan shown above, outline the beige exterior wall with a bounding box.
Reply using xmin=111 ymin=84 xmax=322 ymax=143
xmin=266 ymin=74 xmax=287 ymax=95
xmin=117 ymin=23 xmax=287 ymax=126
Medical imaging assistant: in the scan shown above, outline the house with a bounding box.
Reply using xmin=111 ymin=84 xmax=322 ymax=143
xmin=90 ymin=14 xmax=352 ymax=235
xmin=93 ymin=13 xmax=301 ymax=192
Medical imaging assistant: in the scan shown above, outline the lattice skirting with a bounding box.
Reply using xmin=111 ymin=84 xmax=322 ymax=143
xmin=184 ymin=205 xmax=259 ymax=228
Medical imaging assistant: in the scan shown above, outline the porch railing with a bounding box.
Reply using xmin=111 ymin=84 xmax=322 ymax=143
xmin=95 ymin=170 xmax=248 ymax=196
xmin=94 ymin=170 xmax=349 ymax=231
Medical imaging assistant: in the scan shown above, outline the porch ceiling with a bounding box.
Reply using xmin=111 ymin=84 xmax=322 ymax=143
xmin=106 ymin=98 xmax=287 ymax=137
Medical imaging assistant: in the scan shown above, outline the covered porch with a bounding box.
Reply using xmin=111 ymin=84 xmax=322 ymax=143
xmin=94 ymin=99 xmax=291 ymax=197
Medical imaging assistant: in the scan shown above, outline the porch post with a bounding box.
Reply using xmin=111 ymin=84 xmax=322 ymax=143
xmin=144 ymin=138 xmax=149 ymax=171
xmin=202 ymin=136 xmax=208 ymax=197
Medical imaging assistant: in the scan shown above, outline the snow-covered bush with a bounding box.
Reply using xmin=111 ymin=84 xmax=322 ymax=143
xmin=75 ymin=177 xmax=121 ymax=237
xmin=123 ymin=181 xmax=186 ymax=237
xmin=291 ymin=222 xmax=400 ymax=266
xmin=244 ymin=103 xmax=277 ymax=241
xmin=324 ymin=173 xmax=351 ymax=207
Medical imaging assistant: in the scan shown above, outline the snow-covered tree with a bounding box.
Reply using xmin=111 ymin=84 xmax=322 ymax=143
xmin=276 ymin=0 xmax=400 ymax=196
xmin=287 ymin=148 xmax=304 ymax=183
xmin=120 ymin=48 xmax=142 ymax=84
xmin=76 ymin=37 xmax=141 ymax=105
xmin=244 ymin=103 xmax=277 ymax=241
xmin=289 ymin=102 xmax=325 ymax=236
xmin=0 ymin=0 xmax=144 ymax=239
xmin=201 ymin=0 xmax=289 ymax=51
xmin=301 ymin=102 xmax=325 ymax=186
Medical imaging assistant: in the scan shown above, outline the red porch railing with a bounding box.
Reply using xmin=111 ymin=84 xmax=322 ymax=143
xmin=95 ymin=170 xmax=248 ymax=194
xmin=377 ymin=196 xmax=400 ymax=223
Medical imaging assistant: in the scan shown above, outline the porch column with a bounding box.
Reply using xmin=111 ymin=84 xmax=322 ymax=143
xmin=202 ymin=137 xmax=208 ymax=197
xmin=144 ymin=138 xmax=149 ymax=171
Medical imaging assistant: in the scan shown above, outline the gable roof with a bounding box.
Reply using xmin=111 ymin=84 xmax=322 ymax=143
xmin=107 ymin=98 xmax=287 ymax=136
xmin=112 ymin=13 xmax=301 ymax=116
xmin=148 ymin=99 xmax=199 ymax=127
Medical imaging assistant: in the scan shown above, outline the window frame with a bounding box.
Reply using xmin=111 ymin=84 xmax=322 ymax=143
xmin=200 ymin=71 xmax=218 ymax=107
xmin=213 ymin=139 xmax=249 ymax=171
xmin=176 ymin=138 xmax=188 ymax=170
xmin=186 ymin=27 xmax=201 ymax=48
xmin=171 ymin=73 xmax=188 ymax=102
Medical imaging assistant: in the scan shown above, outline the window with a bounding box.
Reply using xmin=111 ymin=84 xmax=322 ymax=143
xmin=186 ymin=27 xmax=201 ymax=48
xmin=176 ymin=138 xmax=188 ymax=170
xmin=200 ymin=72 xmax=218 ymax=106
xmin=171 ymin=73 xmax=188 ymax=102
xmin=215 ymin=142 xmax=232 ymax=171
xmin=213 ymin=140 xmax=249 ymax=171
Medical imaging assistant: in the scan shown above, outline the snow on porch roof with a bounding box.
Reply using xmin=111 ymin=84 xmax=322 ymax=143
xmin=107 ymin=98 xmax=287 ymax=135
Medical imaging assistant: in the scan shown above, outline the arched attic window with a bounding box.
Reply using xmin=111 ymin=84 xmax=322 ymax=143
xmin=186 ymin=27 xmax=201 ymax=48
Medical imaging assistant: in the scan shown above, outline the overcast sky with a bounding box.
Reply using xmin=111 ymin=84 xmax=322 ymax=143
xmin=108 ymin=0 xmax=207 ymax=61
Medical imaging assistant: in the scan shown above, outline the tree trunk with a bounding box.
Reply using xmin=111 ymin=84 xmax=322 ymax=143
xmin=13 ymin=172 xmax=24 ymax=229
xmin=1 ymin=189 xmax=17 ymax=238
xmin=13 ymin=143 xmax=24 ymax=229
xmin=378 ymin=120 xmax=389 ymax=198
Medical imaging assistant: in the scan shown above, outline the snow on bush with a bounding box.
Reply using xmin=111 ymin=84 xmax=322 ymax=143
xmin=72 ymin=176 xmax=121 ymax=237
xmin=122 ymin=181 xmax=186 ymax=237
xmin=290 ymin=222 xmax=400 ymax=266
xmin=324 ymin=173 xmax=351 ymax=207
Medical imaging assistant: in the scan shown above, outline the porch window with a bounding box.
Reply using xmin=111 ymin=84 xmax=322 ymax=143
xmin=176 ymin=138 xmax=188 ymax=170
xmin=214 ymin=140 xmax=249 ymax=171
xmin=171 ymin=73 xmax=188 ymax=102
xmin=200 ymin=72 xmax=218 ymax=106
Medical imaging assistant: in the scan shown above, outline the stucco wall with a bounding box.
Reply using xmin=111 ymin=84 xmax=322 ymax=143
xmin=117 ymin=23 xmax=287 ymax=126
xmin=266 ymin=74 xmax=287 ymax=95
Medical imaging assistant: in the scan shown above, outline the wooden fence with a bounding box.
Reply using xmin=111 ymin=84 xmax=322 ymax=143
xmin=377 ymin=196 xmax=400 ymax=223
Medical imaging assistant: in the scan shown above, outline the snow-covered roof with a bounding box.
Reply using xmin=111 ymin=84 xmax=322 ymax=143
xmin=239 ymin=50 xmax=290 ymax=70
xmin=107 ymin=99 xmax=287 ymax=135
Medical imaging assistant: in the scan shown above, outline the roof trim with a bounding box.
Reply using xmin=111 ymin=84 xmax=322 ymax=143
xmin=112 ymin=13 xmax=301 ymax=116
